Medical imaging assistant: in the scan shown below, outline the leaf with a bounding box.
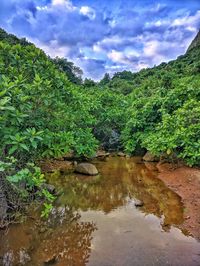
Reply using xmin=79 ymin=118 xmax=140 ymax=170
xmin=0 ymin=167 xmax=5 ymax=172
xmin=31 ymin=141 xmax=37 ymax=149
xmin=8 ymin=146 xmax=18 ymax=155
xmin=166 ymin=149 xmax=171 ymax=155
xmin=20 ymin=143 xmax=29 ymax=152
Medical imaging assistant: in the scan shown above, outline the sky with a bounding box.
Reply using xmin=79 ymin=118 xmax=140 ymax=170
xmin=0 ymin=0 xmax=200 ymax=80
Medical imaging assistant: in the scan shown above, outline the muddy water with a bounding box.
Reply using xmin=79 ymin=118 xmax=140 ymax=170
xmin=1 ymin=157 xmax=200 ymax=266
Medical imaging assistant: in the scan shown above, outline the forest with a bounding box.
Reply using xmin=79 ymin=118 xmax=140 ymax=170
xmin=0 ymin=28 xmax=200 ymax=219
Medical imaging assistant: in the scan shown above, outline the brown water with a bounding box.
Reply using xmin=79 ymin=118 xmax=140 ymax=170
xmin=0 ymin=157 xmax=200 ymax=266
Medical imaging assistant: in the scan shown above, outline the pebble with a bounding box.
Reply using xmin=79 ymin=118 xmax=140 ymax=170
xmin=134 ymin=199 xmax=144 ymax=207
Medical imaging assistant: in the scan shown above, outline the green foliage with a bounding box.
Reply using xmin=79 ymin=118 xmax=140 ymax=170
xmin=0 ymin=40 xmax=98 ymax=160
xmin=121 ymin=73 xmax=200 ymax=165
xmin=1 ymin=157 xmax=55 ymax=216
xmin=0 ymin=29 xmax=100 ymax=218
xmin=41 ymin=203 xmax=54 ymax=218
xmin=143 ymin=99 xmax=200 ymax=166
xmin=99 ymin=73 xmax=111 ymax=87
xmin=52 ymin=57 xmax=83 ymax=85
xmin=1 ymin=24 xmax=200 ymax=216
xmin=83 ymin=78 xmax=96 ymax=88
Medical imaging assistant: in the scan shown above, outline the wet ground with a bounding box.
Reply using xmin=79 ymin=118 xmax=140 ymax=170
xmin=0 ymin=157 xmax=200 ymax=265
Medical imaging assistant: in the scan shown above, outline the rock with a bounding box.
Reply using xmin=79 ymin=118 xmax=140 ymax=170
xmin=117 ymin=152 xmax=126 ymax=157
xmin=3 ymin=251 xmax=13 ymax=266
xmin=75 ymin=163 xmax=98 ymax=176
xmin=134 ymin=199 xmax=144 ymax=207
xmin=19 ymin=249 xmax=31 ymax=265
xmin=73 ymin=161 xmax=78 ymax=167
xmin=187 ymin=30 xmax=200 ymax=52
xmin=96 ymin=150 xmax=110 ymax=158
xmin=101 ymin=130 xmax=120 ymax=150
xmin=143 ymin=151 xmax=159 ymax=162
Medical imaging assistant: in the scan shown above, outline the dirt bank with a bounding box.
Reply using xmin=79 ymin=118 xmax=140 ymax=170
xmin=156 ymin=162 xmax=200 ymax=240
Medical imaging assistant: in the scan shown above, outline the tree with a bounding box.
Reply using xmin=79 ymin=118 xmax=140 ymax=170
xmin=52 ymin=57 xmax=83 ymax=85
xmin=99 ymin=73 xmax=111 ymax=86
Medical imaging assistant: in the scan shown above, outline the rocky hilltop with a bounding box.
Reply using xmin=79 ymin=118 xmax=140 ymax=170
xmin=187 ymin=30 xmax=200 ymax=52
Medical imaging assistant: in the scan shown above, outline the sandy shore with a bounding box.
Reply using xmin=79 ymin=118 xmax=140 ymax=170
xmin=156 ymin=162 xmax=200 ymax=240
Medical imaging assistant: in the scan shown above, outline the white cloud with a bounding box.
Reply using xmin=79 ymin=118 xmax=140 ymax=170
xmin=93 ymin=43 xmax=103 ymax=52
xmin=136 ymin=62 xmax=149 ymax=70
xmin=50 ymin=0 xmax=76 ymax=11
xmin=52 ymin=0 xmax=66 ymax=5
xmin=107 ymin=50 xmax=126 ymax=64
xmin=143 ymin=40 xmax=160 ymax=57
xmin=80 ymin=6 xmax=96 ymax=20
xmin=107 ymin=49 xmax=139 ymax=65
xmin=37 ymin=0 xmax=76 ymax=12
xmin=172 ymin=10 xmax=200 ymax=27
xmin=29 ymin=38 xmax=71 ymax=58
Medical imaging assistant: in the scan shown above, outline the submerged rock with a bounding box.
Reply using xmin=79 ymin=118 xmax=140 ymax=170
xmin=134 ymin=199 xmax=144 ymax=207
xmin=143 ymin=152 xmax=159 ymax=162
xmin=75 ymin=163 xmax=98 ymax=176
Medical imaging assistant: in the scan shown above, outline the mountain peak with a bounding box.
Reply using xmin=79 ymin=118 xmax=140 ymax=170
xmin=187 ymin=30 xmax=200 ymax=52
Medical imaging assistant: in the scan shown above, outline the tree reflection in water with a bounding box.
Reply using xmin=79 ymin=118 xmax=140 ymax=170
xmin=48 ymin=157 xmax=184 ymax=231
xmin=0 ymin=206 xmax=97 ymax=265
xmin=34 ymin=206 xmax=97 ymax=265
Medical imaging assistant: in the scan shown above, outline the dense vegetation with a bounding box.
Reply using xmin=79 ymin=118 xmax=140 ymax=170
xmin=99 ymin=37 xmax=200 ymax=166
xmin=0 ymin=28 xmax=200 ymax=220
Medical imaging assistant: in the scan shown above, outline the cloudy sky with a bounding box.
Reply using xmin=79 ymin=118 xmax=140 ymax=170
xmin=0 ymin=0 xmax=200 ymax=80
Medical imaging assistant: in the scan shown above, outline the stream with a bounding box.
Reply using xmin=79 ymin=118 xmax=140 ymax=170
xmin=0 ymin=156 xmax=200 ymax=265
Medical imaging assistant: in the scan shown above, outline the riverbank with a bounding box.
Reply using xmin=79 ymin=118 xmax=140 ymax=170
xmin=156 ymin=162 xmax=200 ymax=240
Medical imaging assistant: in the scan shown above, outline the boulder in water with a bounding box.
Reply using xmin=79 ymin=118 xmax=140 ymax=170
xmin=117 ymin=152 xmax=126 ymax=157
xmin=75 ymin=163 xmax=98 ymax=176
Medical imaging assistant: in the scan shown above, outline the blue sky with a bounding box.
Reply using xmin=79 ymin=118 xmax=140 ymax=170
xmin=0 ymin=0 xmax=200 ymax=80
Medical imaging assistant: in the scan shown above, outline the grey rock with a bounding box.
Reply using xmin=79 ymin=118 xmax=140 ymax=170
xmin=117 ymin=152 xmax=126 ymax=157
xmin=75 ymin=163 xmax=98 ymax=176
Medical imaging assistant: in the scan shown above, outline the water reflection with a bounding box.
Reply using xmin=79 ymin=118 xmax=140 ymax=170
xmin=0 ymin=156 xmax=194 ymax=266
xmin=0 ymin=206 xmax=97 ymax=265
xmin=48 ymin=157 xmax=184 ymax=230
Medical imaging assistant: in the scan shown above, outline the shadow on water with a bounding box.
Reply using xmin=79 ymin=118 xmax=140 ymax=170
xmin=0 ymin=157 xmax=200 ymax=266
